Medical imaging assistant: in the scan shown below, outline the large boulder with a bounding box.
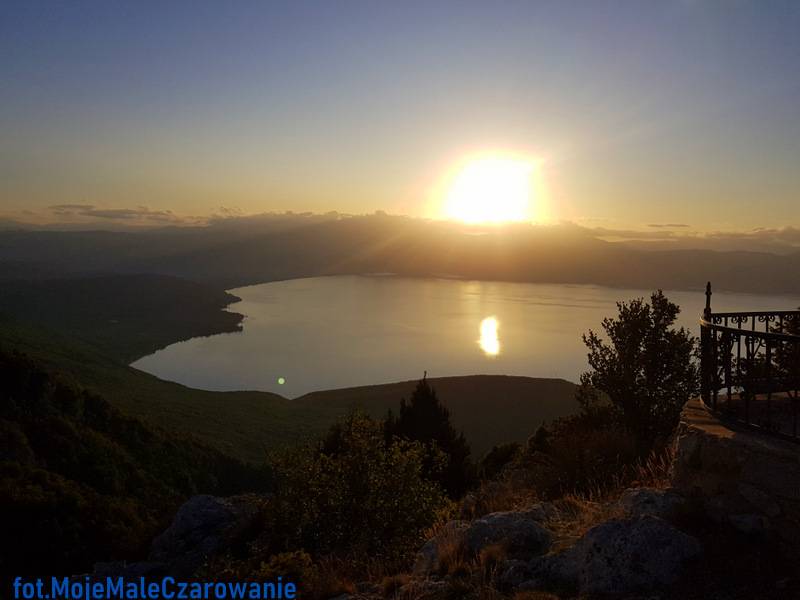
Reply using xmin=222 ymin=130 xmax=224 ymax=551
xmin=413 ymin=510 xmax=553 ymax=576
xmin=465 ymin=511 xmax=552 ymax=560
xmin=534 ymin=515 xmax=701 ymax=595
xmin=619 ymin=487 xmax=686 ymax=520
xmin=149 ymin=494 xmax=263 ymax=577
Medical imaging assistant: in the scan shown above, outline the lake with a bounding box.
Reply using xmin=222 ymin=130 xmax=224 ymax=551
xmin=132 ymin=276 xmax=800 ymax=397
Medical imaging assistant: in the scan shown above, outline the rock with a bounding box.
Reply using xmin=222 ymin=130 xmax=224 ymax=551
xmin=149 ymin=494 xmax=262 ymax=577
xmin=619 ymin=487 xmax=686 ymax=520
xmin=729 ymin=513 xmax=770 ymax=535
xmin=522 ymin=502 xmax=559 ymax=522
xmin=412 ymin=520 xmax=469 ymax=575
xmin=398 ymin=579 xmax=449 ymax=600
xmin=498 ymin=559 xmax=537 ymax=589
xmin=537 ymin=516 xmax=701 ymax=595
xmin=465 ymin=511 xmax=552 ymax=560
xmin=737 ymin=483 xmax=781 ymax=518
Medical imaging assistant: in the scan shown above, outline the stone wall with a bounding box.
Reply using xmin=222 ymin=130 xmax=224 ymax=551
xmin=672 ymin=398 xmax=800 ymax=544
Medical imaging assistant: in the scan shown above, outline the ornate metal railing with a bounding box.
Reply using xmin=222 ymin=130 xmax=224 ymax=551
xmin=700 ymin=282 xmax=800 ymax=442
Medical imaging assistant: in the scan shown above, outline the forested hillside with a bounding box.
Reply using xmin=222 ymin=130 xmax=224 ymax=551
xmin=0 ymin=347 xmax=270 ymax=577
xmin=0 ymin=274 xmax=243 ymax=362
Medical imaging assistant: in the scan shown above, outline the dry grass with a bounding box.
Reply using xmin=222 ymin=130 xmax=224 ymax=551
xmin=380 ymin=573 xmax=412 ymax=597
xmin=305 ymin=557 xmax=356 ymax=599
xmin=477 ymin=543 xmax=508 ymax=580
xmin=462 ymin=476 xmax=540 ymax=520
xmin=434 ymin=529 xmax=471 ymax=577
xmin=512 ymin=592 xmax=561 ymax=600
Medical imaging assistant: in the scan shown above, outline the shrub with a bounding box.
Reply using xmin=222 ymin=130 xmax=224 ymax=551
xmin=265 ymin=412 xmax=450 ymax=565
xmin=478 ymin=442 xmax=521 ymax=480
xmin=579 ymin=290 xmax=698 ymax=448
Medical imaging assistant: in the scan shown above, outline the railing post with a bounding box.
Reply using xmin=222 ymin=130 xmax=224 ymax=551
xmin=700 ymin=282 xmax=712 ymax=406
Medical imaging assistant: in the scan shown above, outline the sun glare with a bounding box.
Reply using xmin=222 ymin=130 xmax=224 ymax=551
xmin=479 ymin=316 xmax=500 ymax=356
xmin=443 ymin=155 xmax=535 ymax=224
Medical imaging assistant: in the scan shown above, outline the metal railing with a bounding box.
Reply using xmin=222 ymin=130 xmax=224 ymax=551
xmin=699 ymin=282 xmax=800 ymax=442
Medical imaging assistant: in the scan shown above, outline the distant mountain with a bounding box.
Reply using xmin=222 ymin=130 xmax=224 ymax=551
xmin=1 ymin=215 xmax=798 ymax=295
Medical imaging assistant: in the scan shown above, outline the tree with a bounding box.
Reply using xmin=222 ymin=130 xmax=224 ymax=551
xmin=384 ymin=377 xmax=476 ymax=497
xmin=578 ymin=290 xmax=698 ymax=446
xmin=266 ymin=412 xmax=448 ymax=563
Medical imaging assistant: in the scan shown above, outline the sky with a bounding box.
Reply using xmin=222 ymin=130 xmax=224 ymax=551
xmin=1 ymin=1 xmax=799 ymax=231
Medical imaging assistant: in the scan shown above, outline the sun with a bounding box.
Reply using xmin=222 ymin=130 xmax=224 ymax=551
xmin=442 ymin=154 xmax=536 ymax=224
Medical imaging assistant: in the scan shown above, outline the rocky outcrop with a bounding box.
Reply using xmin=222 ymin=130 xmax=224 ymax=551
xmin=672 ymin=398 xmax=800 ymax=543
xmin=504 ymin=515 xmax=701 ymax=595
xmin=618 ymin=486 xmax=686 ymax=520
xmin=414 ymin=505 xmax=554 ymax=576
xmin=94 ymin=494 xmax=266 ymax=578
xmin=465 ymin=510 xmax=552 ymax=559
xmin=149 ymin=495 xmax=259 ymax=575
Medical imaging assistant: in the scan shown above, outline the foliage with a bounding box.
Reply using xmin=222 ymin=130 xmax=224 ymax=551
xmin=0 ymin=348 xmax=270 ymax=578
xmin=264 ymin=412 xmax=450 ymax=565
xmin=0 ymin=275 xmax=243 ymax=363
xmin=478 ymin=442 xmax=521 ymax=480
xmin=384 ymin=378 xmax=477 ymax=497
xmin=579 ymin=290 xmax=698 ymax=447
xmin=516 ymin=412 xmax=640 ymax=498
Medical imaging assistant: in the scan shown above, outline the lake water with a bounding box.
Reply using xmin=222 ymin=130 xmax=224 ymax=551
xmin=132 ymin=276 xmax=800 ymax=397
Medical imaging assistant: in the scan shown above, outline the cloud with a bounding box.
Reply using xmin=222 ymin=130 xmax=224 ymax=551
xmin=46 ymin=204 xmax=187 ymax=224
xmin=705 ymin=227 xmax=800 ymax=246
xmin=579 ymin=223 xmax=800 ymax=254
xmin=587 ymin=226 xmax=684 ymax=241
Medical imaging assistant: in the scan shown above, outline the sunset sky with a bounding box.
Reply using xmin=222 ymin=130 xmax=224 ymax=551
xmin=1 ymin=1 xmax=799 ymax=230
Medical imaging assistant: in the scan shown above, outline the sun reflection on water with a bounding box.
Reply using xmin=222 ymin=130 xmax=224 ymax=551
xmin=479 ymin=316 xmax=500 ymax=356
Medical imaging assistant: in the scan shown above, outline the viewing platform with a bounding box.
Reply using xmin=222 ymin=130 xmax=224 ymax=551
xmin=700 ymin=282 xmax=800 ymax=442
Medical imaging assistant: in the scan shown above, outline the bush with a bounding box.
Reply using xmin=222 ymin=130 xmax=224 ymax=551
xmin=478 ymin=442 xmax=521 ymax=480
xmin=579 ymin=290 xmax=698 ymax=448
xmin=264 ymin=412 xmax=450 ymax=565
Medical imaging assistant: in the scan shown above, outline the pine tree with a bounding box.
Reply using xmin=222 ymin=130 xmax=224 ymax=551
xmin=384 ymin=376 xmax=475 ymax=497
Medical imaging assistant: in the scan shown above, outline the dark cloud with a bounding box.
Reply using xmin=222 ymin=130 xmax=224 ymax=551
xmin=46 ymin=204 xmax=184 ymax=224
xmin=48 ymin=204 xmax=96 ymax=217
xmin=647 ymin=223 xmax=690 ymax=228
xmin=705 ymin=227 xmax=800 ymax=246
xmin=588 ymin=226 xmax=683 ymax=240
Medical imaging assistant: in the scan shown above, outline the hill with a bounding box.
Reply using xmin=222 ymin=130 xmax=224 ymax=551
xmin=0 ymin=346 xmax=269 ymax=577
xmin=0 ymin=315 xmax=578 ymax=462
xmin=0 ymin=274 xmax=243 ymax=362
xmin=294 ymin=376 xmax=577 ymax=457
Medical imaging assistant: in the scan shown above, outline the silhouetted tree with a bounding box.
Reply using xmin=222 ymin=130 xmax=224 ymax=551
xmin=578 ymin=290 xmax=698 ymax=448
xmin=384 ymin=377 xmax=476 ymax=497
xmin=267 ymin=412 xmax=447 ymax=563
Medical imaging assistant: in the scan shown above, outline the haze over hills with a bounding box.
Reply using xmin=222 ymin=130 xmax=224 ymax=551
xmin=1 ymin=214 xmax=800 ymax=295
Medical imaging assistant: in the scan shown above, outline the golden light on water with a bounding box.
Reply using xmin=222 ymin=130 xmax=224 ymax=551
xmin=479 ymin=316 xmax=500 ymax=356
xmin=442 ymin=154 xmax=536 ymax=224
